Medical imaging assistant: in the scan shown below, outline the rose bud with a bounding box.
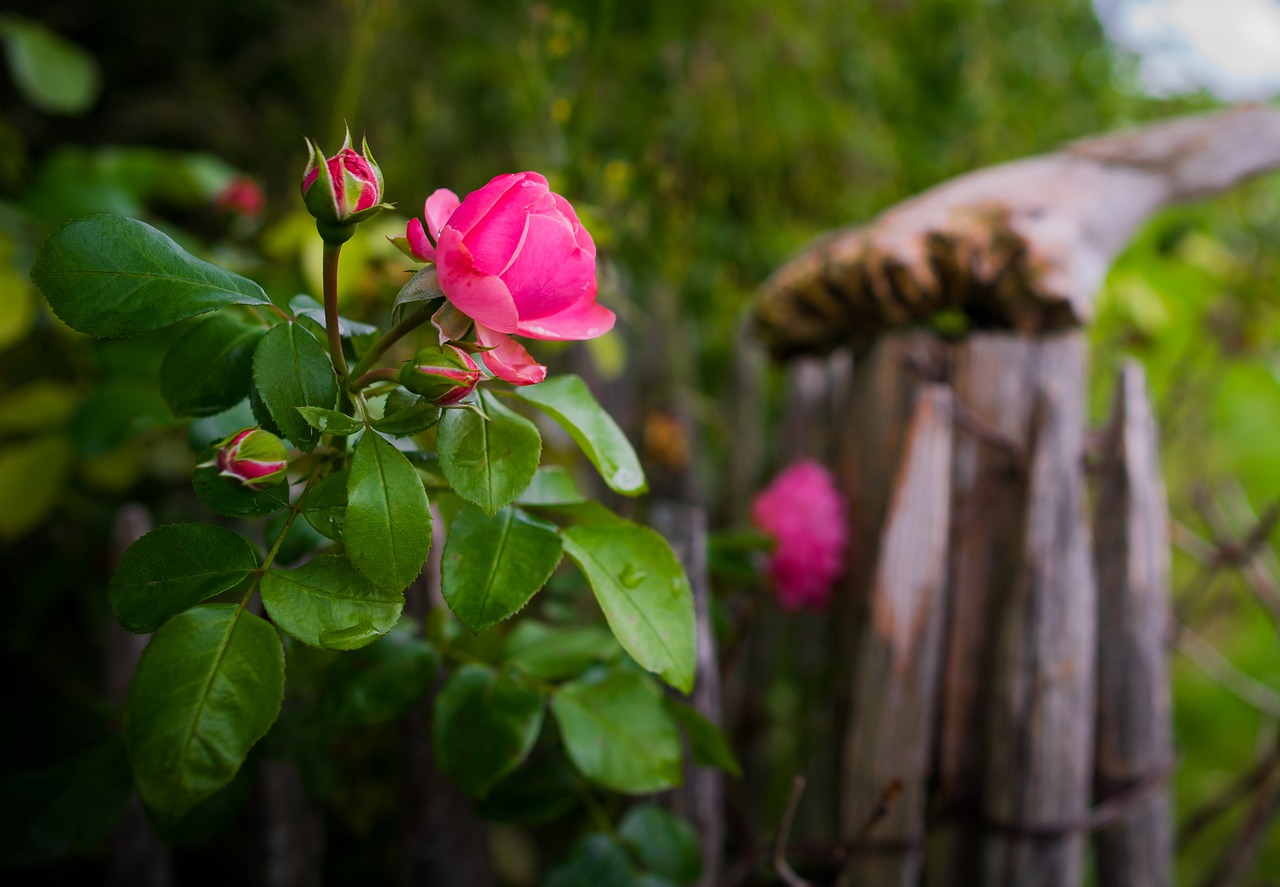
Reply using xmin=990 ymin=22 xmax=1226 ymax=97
xmin=301 ymin=129 xmax=389 ymax=242
xmin=399 ymin=344 xmax=482 ymax=405
xmin=213 ymin=428 xmax=289 ymax=490
xmin=401 ymin=172 xmax=614 ymax=385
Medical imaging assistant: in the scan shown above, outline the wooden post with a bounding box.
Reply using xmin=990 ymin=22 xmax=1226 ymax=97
xmin=980 ymin=332 xmax=1097 ymax=887
xmin=1093 ymin=363 xmax=1174 ymax=887
xmin=751 ymin=109 xmax=1280 ymax=887
xmin=839 ymin=384 xmax=954 ymax=886
xmin=652 ymin=501 xmax=725 ymax=887
xmin=930 ymin=334 xmax=1038 ymax=886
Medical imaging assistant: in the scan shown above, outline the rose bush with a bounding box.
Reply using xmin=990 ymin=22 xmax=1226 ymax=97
xmin=751 ymin=459 xmax=848 ymax=611
xmin=403 ymin=172 xmax=615 ymax=385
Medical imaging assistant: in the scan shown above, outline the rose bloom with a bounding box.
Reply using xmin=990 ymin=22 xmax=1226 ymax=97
xmin=751 ymin=460 xmax=848 ymax=611
xmin=214 ymin=177 xmax=265 ymax=218
xmin=404 ymin=172 xmax=614 ymax=385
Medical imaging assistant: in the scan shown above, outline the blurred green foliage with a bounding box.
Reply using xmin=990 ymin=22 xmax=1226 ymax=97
xmin=2 ymin=0 xmax=1279 ymax=883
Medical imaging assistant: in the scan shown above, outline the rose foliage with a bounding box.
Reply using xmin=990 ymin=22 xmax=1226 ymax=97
xmin=27 ymin=135 xmax=717 ymax=836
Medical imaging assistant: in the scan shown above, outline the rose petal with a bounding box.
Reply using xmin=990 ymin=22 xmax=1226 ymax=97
xmin=498 ymin=212 xmax=596 ymax=320
xmin=435 ymin=227 xmax=519 ymax=332
xmin=464 ymin=177 xmax=547 ymax=274
xmin=406 ymin=218 xmax=436 ymax=263
xmin=475 ymin=328 xmax=547 ymax=385
xmin=515 ymin=294 xmax=615 ymax=341
xmin=424 ymin=189 xmax=460 ymax=242
xmin=444 ymin=172 xmax=534 ymax=238
xmin=551 ymin=193 xmax=597 ymax=258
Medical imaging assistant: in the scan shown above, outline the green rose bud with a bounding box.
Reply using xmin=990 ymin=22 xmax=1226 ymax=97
xmin=399 ymin=344 xmax=482 ymax=405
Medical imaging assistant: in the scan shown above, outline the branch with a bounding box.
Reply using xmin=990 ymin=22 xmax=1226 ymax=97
xmin=1178 ymin=627 xmax=1280 ymax=717
xmin=773 ymin=776 xmax=812 ymax=887
xmin=755 ymin=106 xmax=1280 ymax=358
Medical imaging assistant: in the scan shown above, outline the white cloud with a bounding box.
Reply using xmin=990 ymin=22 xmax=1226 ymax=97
xmin=1095 ymin=0 xmax=1280 ymax=100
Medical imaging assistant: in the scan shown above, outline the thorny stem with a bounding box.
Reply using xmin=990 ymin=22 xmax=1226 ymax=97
xmin=323 ymin=242 xmax=350 ymax=382
xmin=347 ymin=304 xmax=433 ymax=384
xmin=239 ymin=461 xmax=328 ymax=609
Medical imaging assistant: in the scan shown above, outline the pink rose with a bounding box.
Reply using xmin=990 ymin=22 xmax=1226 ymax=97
xmin=751 ymin=460 xmax=848 ymax=611
xmin=404 ymin=172 xmax=615 ymax=385
xmin=214 ymin=177 xmax=265 ymax=218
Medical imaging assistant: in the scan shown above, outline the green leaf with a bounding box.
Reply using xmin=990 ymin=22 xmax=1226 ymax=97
xmin=514 ymin=374 xmax=647 ymax=495
xmin=542 ymin=834 xmax=636 ymax=887
xmin=125 ymin=605 xmax=284 ymax=819
xmin=0 ymin=736 xmax=131 ymax=866
xmin=438 ymin=389 xmax=541 ymax=515
xmin=160 ymin=314 xmax=264 ymax=417
xmin=372 ymin=389 xmax=441 ymax=436
xmin=322 ymin=623 xmax=439 ymax=727
xmin=517 ymin=466 xmax=586 ymax=506
xmin=260 ymin=554 xmax=404 ymax=651
xmin=663 ymin=699 xmax=742 ymax=777
xmin=300 ymin=468 xmax=347 ymax=541
xmin=70 ymin=382 xmax=172 ymax=455
xmin=192 ymin=464 xmax=291 ymax=518
xmin=30 ymin=214 xmax=271 ymax=337
xmin=251 ymin=321 xmax=339 ymax=452
xmin=0 ymin=16 xmax=101 ymax=115
xmin=503 ymin=621 xmax=620 ymax=681
xmin=109 ymin=523 xmax=259 ymax=634
xmin=551 ymin=673 xmax=682 ymax=794
xmin=433 ymin=664 xmax=545 ymax=797
xmin=345 ymin=430 xmax=432 ymax=591
xmin=442 ymin=505 xmax=563 ymax=633
xmin=392 ymin=266 xmax=444 ymax=325
xmin=475 ymin=753 xmax=581 ymax=825
xmin=296 ymin=405 xmax=363 ymax=436
xmin=618 ymin=804 xmax=703 ymax=886
xmin=0 ymin=434 xmax=72 ymax=540
xmin=560 ymin=523 xmax=696 ymax=694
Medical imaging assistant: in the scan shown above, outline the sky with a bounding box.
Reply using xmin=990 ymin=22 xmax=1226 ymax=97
xmin=1094 ymin=0 xmax=1280 ymax=100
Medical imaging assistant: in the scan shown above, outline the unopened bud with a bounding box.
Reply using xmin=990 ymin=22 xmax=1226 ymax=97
xmin=399 ymin=344 xmax=481 ymax=405
xmin=301 ymin=129 xmax=388 ymax=242
xmin=213 ymin=428 xmax=288 ymax=490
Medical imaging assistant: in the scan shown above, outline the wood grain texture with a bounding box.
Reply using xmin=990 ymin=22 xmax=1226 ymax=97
xmin=929 ymin=334 xmax=1038 ymax=887
xmin=1093 ymin=363 xmax=1174 ymax=887
xmin=756 ymin=106 xmax=1280 ymax=358
xmin=839 ymin=385 xmax=954 ymax=887
xmin=981 ymin=332 xmax=1097 ymax=887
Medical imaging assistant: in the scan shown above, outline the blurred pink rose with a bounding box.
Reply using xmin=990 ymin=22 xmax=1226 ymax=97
xmin=214 ymin=177 xmax=264 ymax=218
xmin=751 ymin=460 xmax=848 ymax=611
xmin=404 ymin=172 xmax=615 ymax=385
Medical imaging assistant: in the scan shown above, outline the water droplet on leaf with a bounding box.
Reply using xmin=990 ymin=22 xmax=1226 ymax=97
xmin=619 ymin=563 xmax=647 ymax=589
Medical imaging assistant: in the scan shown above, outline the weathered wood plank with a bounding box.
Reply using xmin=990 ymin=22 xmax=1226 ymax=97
xmin=929 ymin=334 xmax=1037 ymax=886
xmin=981 ymin=332 xmax=1097 ymax=887
xmin=1093 ymin=362 xmax=1174 ymax=887
xmin=651 ymin=501 xmax=725 ymax=887
xmin=839 ymin=385 xmax=954 ymax=886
